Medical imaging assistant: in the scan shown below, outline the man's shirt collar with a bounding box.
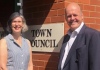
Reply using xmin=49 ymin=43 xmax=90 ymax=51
xmin=68 ymin=22 xmax=84 ymax=36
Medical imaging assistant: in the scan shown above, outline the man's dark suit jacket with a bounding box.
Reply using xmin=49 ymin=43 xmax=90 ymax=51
xmin=58 ymin=24 xmax=100 ymax=70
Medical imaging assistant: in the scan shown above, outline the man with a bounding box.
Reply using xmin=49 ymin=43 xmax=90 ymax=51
xmin=58 ymin=3 xmax=100 ymax=70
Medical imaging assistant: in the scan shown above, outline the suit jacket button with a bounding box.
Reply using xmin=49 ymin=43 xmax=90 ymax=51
xmin=75 ymin=59 xmax=78 ymax=63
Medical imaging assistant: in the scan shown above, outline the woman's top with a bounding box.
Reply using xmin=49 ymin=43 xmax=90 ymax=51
xmin=5 ymin=34 xmax=30 ymax=70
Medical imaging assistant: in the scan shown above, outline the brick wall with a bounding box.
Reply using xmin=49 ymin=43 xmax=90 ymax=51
xmin=23 ymin=0 xmax=64 ymax=70
xmin=0 ymin=0 xmax=14 ymax=27
xmin=64 ymin=0 xmax=100 ymax=32
xmin=23 ymin=0 xmax=64 ymax=25
xmin=0 ymin=0 xmax=99 ymax=70
xmin=0 ymin=0 xmax=14 ymax=35
xmin=23 ymin=0 xmax=100 ymax=70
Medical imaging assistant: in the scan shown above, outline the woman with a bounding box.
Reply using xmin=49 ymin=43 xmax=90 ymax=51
xmin=0 ymin=12 xmax=33 ymax=70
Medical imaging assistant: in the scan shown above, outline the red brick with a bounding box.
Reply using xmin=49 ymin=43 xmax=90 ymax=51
xmin=46 ymin=55 xmax=59 ymax=62
xmin=84 ymin=17 xmax=96 ymax=23
xmin=44 ymin=17 xmax=51 ymax=23
xmin=38 ymin=67 xmax=45 ymax=70
xmin=51 ymin=2 xmax=64 ymax=10
xmin=83 ymin=11 xmax=90 ymax=17
xmin=54 ymin=0 xmax=58 ymax=3
xmin=0 ymin=23 xmax=2 ymax=27
xmin=58 ymin=0 xmax=65 ymax=2
xmin=58 ymin=9 xmax=65 ymax=16
xmin=33 ymin=66 xmax=39 ymax=70
xmin=96 ymin=12 xmax=100 ymax=18
xmin=32 ymin=12 xmax=45 ymax=18
xmin=64 ymin=1 xmax=69 ymax=8
xmin=78 ymin=0 xmax=90 ymax=4
xmin=20 ymin=1 xmax=100 ymax=70
xmin=24 ymin=13 xmax=33 ymax=19
xmin=90 ymin=0 xmax=97 ymax=5
xmin=90 ymin=0 xmax=100 ymax=6
xmin=90 ymin=12 xmax=97 ymax=17
xmin=67 ymin=0 xmax=78 ymax=3
xmin=78 ymin=4 xmax=84 ymax=10
xmin=24 ymin=1 xmax=42 ymax=8
xmin=64 ymin=22 xmax=69 ymax=34
xmin=38 ymin=5 xmax=51 ymax=11
xmin=44 ymin=61 xmax=58 ymax=68
xmin=32 ymin=54 xmax=51 ymax=61
xmin=83 ymin=5 xmax=96 ymax=11
xmin=86 ymin=24 xmax=90 ymax=27
xmin=32 ymin=52 xmax=59 ymax=61
xmin=24 ymin=6 xmax=40 ymax=13
xmin=44 ymin=0 xmax=57 ymax=4
xmin=95 ymin=1 xmax=100 ymax=6
xmin=96 ymin=18 xmax=100 ymax=24
xmin=90 ymin=24 xmax=100 ymax=30
xmin=26 ymin=18 xmax=38 ymax=25
xmin=51 ymin=16 xmax=64 ymax=23
xmin=45 ymin=67 xmax=57 ymax=70
xmin=45 ymin=10 xmax=57 ymax=17
xmin=33 ymin=60 xmax=45 ymax=67
xmin=36 ymin=17 xmax=51 ymax=24
xmin=96 ymin=6 xmax=100 ymax=12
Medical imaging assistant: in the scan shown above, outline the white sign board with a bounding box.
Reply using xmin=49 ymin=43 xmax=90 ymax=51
xmin=23 ymin=23 xmax=64 ymax=52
